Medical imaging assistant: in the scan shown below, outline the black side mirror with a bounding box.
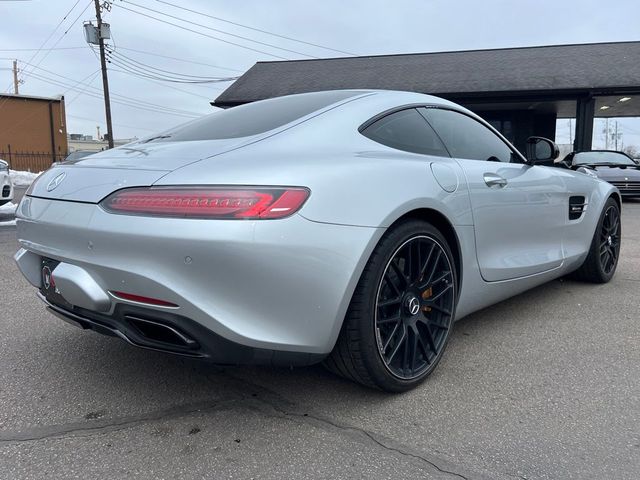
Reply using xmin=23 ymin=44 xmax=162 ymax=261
xmin=525 ymin=136 xmax=559 ymax=165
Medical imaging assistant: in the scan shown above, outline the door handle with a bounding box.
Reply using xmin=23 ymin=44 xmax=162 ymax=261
xmin=483 ymin=173 xmax=508 ymax=188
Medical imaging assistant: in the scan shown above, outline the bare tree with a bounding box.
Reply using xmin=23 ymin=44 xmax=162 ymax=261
xmin=622 ymin=145 xmax=638 ymax=158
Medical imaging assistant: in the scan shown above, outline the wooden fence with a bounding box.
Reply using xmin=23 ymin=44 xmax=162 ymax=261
xmin=0 ymin=152 xmax=65 ymax=172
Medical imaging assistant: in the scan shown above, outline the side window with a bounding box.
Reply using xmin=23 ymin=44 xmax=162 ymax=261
xmin=422 ymin=108 xmax=518 ymax=163
xmin=361 ymin=108 xmax=450 ymax=157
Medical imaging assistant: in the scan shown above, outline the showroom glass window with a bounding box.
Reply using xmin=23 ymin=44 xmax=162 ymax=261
xmin=361 ymin=108 xmax=450 ymax=157
xmin=422 ymin=108 xmax=519 ymax=163
xmin=487 ymin=119 xmax=515 ymax=144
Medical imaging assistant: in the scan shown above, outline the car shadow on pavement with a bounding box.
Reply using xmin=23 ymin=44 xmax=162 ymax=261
xmin=26 ymin=275 xmax=581 ymax=402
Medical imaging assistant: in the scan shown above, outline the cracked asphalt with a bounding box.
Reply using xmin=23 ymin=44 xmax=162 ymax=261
xmin=0 ymin=201 xmax=639 ymax=480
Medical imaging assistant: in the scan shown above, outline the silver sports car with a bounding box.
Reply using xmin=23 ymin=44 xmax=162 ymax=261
xmin=14 ymin=90 xmax=621 ymax=391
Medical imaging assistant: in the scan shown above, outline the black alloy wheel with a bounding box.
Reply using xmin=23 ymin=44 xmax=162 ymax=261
xmin=375 ymin=235 xmax=455 ymax=379
xmin=325 ymin=220 xmax=457 ymax=392
xmin=599 ymin=205 xmax=621 ymax=275
xmin=571 ymin=197 xmax=621 ymax=283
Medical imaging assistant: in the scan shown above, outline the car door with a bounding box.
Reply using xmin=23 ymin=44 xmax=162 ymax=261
xmin=421 ymin=107 xmax=566 ymax=282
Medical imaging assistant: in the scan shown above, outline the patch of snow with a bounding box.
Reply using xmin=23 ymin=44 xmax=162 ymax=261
xmin=0 ymin=202 xmax=17 ymax=214
xmin=10 ymin=170 xmax=42 ymax=187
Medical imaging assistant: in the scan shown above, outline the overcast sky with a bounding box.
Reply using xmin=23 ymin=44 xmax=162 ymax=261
xmin=1 ymin=0 xmax=639 ymax=149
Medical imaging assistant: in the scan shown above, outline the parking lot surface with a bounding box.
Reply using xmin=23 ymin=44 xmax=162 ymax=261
xmin=0 ymin=201 xmax=638 ymax=479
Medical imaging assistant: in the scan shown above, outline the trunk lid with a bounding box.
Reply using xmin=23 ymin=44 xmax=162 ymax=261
xmin=72 ymin=139 xmax=245 ymax=171
xmin=28 ymin=167 xmax=168 ymax=204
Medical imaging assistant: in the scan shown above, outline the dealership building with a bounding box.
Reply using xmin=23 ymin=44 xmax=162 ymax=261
xmin=213 ymin=41 xmax=640 ymax=154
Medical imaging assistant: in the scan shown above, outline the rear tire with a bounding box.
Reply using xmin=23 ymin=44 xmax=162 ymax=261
xmin=325 ymin=220 xmax=457 ymax=392
xmin=570 ymin=198 xmax=621 ymax=283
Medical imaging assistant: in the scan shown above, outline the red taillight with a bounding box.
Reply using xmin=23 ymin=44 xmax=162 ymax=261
xmin=101 ymin=187 xmax=310 ymax=219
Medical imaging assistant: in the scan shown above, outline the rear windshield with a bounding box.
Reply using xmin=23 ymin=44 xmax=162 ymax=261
xmin=150 ymin=90 xmax=362 ymax=142
xmin=64 ymin=151 xmax=94 ymax=163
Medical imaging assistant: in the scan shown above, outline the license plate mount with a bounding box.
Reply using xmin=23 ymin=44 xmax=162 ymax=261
xmin=39 ymin=258 xmax=73 ymax=310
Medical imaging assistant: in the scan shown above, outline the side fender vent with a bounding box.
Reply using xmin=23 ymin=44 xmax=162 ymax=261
xmin=569 ymin=196 xmax=586 ymax=220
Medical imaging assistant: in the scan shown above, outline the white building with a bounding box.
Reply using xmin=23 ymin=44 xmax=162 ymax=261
xmin=67 ymin=133 xmax=137 ymax=153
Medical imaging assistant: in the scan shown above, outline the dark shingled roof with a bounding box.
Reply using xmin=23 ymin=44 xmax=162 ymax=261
xmin=213 ymin=42 xmax=640 ymax=107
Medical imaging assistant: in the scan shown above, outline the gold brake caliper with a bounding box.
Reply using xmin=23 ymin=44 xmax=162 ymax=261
xmin=421 ymin=287 xmax=432 ymax=312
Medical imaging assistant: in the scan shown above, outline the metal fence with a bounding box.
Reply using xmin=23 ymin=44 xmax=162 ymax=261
xmin=0 ymin=152 xmax=65 ymax=173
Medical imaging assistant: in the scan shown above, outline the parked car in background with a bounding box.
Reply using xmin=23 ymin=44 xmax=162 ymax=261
xmin=14 ymin=90 xmax=622 ymax=391
xmin=0 ymin=159 xmax=14 ymax=206
xmin=560 ymin=150 xmax=640 ymax=197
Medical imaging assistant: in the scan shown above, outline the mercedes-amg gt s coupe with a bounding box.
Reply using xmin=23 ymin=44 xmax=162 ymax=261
xmin=14 ymin=90 xmax=622 ymax=391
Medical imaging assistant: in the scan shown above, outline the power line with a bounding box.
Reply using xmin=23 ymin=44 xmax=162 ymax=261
xmin=13 ymin=52 xmax=221 ymax=115
xmin=7 ymin=0 xmax=82 ymax=84
xmin=35 ymin=75 xmax=202 ymax=118
xmin=16 ymin=60 xmax=207 ymax=115
xmin=108 ymin=68 xmax=220 ymax=99
xmin=120 ymin=0 xmax=318 ymax=59
xmin=99 ymin=49 xmax=223 ymax=93
xmin=105 ymin=51 xmax=237 ymax=83
xmin=106 ymin=56 xmax=222 ymax=84
xmin=1 ymin=0 xmax=93 ymax=114
xmin=20 ymin=0 xmax=93 ymax=83
xmin=65 ymin=69 xmax=102 ymax=105
xmin=114 ymin=46 xmax=242 ymax=72
xmin=109 ymin=62 xmax=234 ymax=90
xmin=67 ymin=113 xmax=156 ymax=133
xmin=0 ymin=68 xmax=104 ymax=138
xmin=0 ymin=0 xmax=89 ymax=111
xmin=153 ymin=0 xmax=356 ymax=56
xmin=0 ymin=46 xmax=87 ymax=52
xmin=109 ymin=50 xmax=238 ymax=81
xmin=619 ymin=123 xmax=640 ymax=136
xmin=112 ymin=3 xmax=290 ymax=60
xmin=24 ymin=70 xmax=203 ymax=118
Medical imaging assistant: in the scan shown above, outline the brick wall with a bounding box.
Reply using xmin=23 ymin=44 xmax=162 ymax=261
xmin=0 ymin=94 xmax=68 ymax=171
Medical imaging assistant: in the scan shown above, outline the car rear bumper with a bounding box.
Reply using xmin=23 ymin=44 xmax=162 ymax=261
xmin=36 ymin=291 xmax=325 ymax=366
xmin=15 ymin=195 xmax=383 ymax=359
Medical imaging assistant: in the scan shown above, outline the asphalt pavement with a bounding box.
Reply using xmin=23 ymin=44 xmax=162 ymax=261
xmin=0 ymin=201 xmax=638 ymax=479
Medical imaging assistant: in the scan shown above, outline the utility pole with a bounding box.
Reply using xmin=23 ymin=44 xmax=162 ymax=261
xmin=12 ymin=60 xmax=19 ymax=94
xmin=94 ymin=0 xmax=114 ymax=148
xmin=614 ymin=121 xmax=618 ymax=150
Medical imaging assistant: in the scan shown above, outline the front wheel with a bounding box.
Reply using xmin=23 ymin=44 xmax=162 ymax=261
xmin=325 ymin=220 xmax=457 ymax=392
xmin=571 ymin=198 xmax=621 ymax=283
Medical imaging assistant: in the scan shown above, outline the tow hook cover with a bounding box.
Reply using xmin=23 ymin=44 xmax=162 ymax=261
xmin=51 ymin=263 xmax=111 ymax=312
